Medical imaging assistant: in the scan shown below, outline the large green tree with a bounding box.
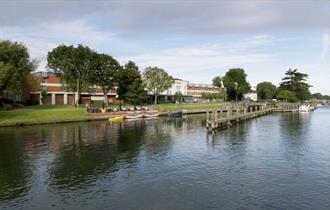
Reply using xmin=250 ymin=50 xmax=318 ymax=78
xmin=256 ymin=82 xmax=277 ymax=100
xmin=89 ymin=53 xmax=121 ymax=106
xmin=276 ymin=90 xmax=298 ymax=102
xmin=212 ymin=76 xmax=223 ymax=89
xmin=116 ymin=61 xmax=146 ymax=107
xmin=142 ymin=66 xmax=174 ymax=104
xmin=223 ymin=68 xmax=251 ymax=101
xmin=0 ymin=40 xmax=37 ymax=100
xmin=279 ymin=69 xmax=311 ymax=101
xmin=47 ymin=44 xmax=95 ymax=106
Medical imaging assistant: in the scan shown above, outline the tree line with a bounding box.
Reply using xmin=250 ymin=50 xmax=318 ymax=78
xmin=0 ymin=39 xmax=327 ymax=107
xmin=47 ymin=44 xmax=177 ymax=106
xmin=212 ymin=68 xmax=316 ymax=102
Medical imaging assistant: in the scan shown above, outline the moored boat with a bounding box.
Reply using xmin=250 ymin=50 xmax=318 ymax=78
xmin=109 ymin=116 xmax=124 ymax=122
xmin=168 ymin=111 xmax=182 ymax=117
xmin=124 ymin=114 xmax=143 ymax=119
xmin=143 ymin=111 xmax=159 ymax=118
xmin=299 ymin=104 xmax=310 ymax=112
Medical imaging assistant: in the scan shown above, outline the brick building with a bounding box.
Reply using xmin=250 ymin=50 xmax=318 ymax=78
xmin=28 ymin=72 xmax=223 ymax=105
xmin=187 ymin=83 xmax=222 ymax=98
xmin=30 ymin=72 xmax=118 ymax=105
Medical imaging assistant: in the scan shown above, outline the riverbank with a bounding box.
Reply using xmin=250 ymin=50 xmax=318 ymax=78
xmin=0 ymin=105 xmax=90 ymax=127
xmin=0 ymin=103 xmax=225 ymax=127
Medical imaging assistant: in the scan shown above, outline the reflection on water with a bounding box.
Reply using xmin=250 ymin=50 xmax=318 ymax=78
xmin=0 ymin=107 xmax=330 ymax=209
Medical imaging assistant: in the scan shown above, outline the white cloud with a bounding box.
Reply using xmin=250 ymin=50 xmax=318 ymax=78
xmin=320 ymin=33 xmax=330 ymax=62
xmin=0 ymin=18 xmax=113 ymax=70
xmin=118 ymin=36 xmax=275 ymax=83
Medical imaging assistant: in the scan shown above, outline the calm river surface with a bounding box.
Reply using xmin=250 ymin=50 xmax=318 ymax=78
xmin=1 ymin=106 xmax=330 ymax=210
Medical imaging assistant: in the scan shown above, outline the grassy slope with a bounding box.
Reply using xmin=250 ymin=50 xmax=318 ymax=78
xmin=0 ymin=105 xmax=90 ymax=126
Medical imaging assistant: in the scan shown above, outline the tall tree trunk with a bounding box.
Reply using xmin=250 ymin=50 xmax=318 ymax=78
xmin=104 ymin=91 xmax=108 ymax=107
xmin=75 ymin=78 xmax=80 ymax=107
xmin=119 ymin=100 xmax=122 ymax=110
xmin=154 ymin=94 xmax=158 ymax=104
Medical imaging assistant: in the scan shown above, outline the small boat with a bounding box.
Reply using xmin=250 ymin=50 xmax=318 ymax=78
xmin=109 ymin=116 xmax=124 ymax=122
xmin=299 ymin=105 xmax=310 ymax=112
xmin=143 ymin=111 xmax=159 ymax=118
xmin=124 ymin=114 xmax=143 ymax=119
xmin=168 ymin=111 xmax=182 ymax=117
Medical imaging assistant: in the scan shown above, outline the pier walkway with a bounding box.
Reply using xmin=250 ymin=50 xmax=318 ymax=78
xmin=206 ymin=104 xmax=274 ymax=131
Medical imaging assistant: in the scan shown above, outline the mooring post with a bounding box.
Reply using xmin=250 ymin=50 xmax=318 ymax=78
xmin=206 ymin=110 xmax=209 ymax=122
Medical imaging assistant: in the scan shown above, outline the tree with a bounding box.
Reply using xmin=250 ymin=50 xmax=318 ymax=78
xmin=279 ymin=69 xmax=311 ymax=101
xmin=116 ymin=61 xmax=146 ymax=107
xmin=223 ymin=68 xmax=251 ymax=101
xmin=90 ymin=53 xmax=120 ymax=106
xmin=311 ymin=93 xmax=330 ymax=100
xmin=276 ymin=90 xmax=298 ymax=102
xmin=212 ymin=76 xmax=223 ymax=89
xmin=174 ymin=91 xmax=183 ymax=103
xmin=201 ymin=92 xmax=225 ymax=100
xmin=256 ymin=82 xmax=277 ymax=100
xmin=47 ymin=44 xmax=95 ymax=106
xmin=0 ymin=40 xmax=37 ymax=100
xmin=142 ymin=66 xmax=174 ymax=104
xmin=0 ymin=62 xmax=9 ymax=90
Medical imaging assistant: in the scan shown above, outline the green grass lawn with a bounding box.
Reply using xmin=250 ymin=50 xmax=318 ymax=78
xmin=0 ymin=105 xmax=90 ymax=126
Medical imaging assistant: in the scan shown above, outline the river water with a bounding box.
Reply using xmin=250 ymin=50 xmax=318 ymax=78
xmin=0 ymin=106 xmax=330 ymax=210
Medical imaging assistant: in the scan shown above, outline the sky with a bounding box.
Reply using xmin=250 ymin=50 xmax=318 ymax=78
xmin=0 ymin=0 xmax=330 ymax=94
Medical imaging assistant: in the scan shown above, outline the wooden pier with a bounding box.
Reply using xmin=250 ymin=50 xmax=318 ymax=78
xmin=206 ymin=104 xmax=274 ymax=131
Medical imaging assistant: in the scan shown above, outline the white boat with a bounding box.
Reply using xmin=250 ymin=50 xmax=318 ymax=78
xmin=143 ymin=111 xmax=159 ymax=118
xmin=124 ymin=114 xmax=143 ymax=119
xmin=299 ymin=105 xmax=310 ymax=112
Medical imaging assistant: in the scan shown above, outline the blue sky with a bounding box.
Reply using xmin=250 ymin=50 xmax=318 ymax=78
xmin=0 ymin=0 xmax=330 ymax=94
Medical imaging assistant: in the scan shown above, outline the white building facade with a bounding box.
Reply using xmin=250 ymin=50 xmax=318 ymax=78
xmin=160 ymin=79 xmax=188 ymax=96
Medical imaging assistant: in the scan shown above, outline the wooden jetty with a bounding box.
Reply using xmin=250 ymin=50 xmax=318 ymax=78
xmin=206 ymin=104 xmax=274 ymax=131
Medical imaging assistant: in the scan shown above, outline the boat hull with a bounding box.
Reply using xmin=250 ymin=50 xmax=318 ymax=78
xmin=168 ymin=111 xmax=182 ymax=117
xmin=109 ymin=116 xmax=124 ymax=122
xmin=124 ymin=115 xmax=143 ymax=119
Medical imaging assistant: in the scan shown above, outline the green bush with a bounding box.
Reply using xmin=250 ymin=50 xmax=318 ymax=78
xmin=1 ymin=103 xmax=13 ymax=110
xmin=276 ymin=90 xmax=298 ymax=102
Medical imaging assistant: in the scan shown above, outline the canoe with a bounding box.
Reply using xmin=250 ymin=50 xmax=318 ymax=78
xmin=124 ymin=114 xmax=143 ymax=119
xmin=143 ymin=112 xmax=159 ymax=118
xmin=168 ymin=111 xmax=182 ymax=117
xmin=109 ymin=116 xmax=124 ymax=122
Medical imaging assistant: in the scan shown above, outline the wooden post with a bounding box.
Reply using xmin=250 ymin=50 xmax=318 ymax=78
xmin=206 ymin=110 xmax=209 ymax=122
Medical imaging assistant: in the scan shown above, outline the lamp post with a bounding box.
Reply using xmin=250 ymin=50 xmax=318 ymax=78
xmin=224 ymin=87 xmax=227 ymax=102
xmin=234 ymin=82 xmax=238 ymax=102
